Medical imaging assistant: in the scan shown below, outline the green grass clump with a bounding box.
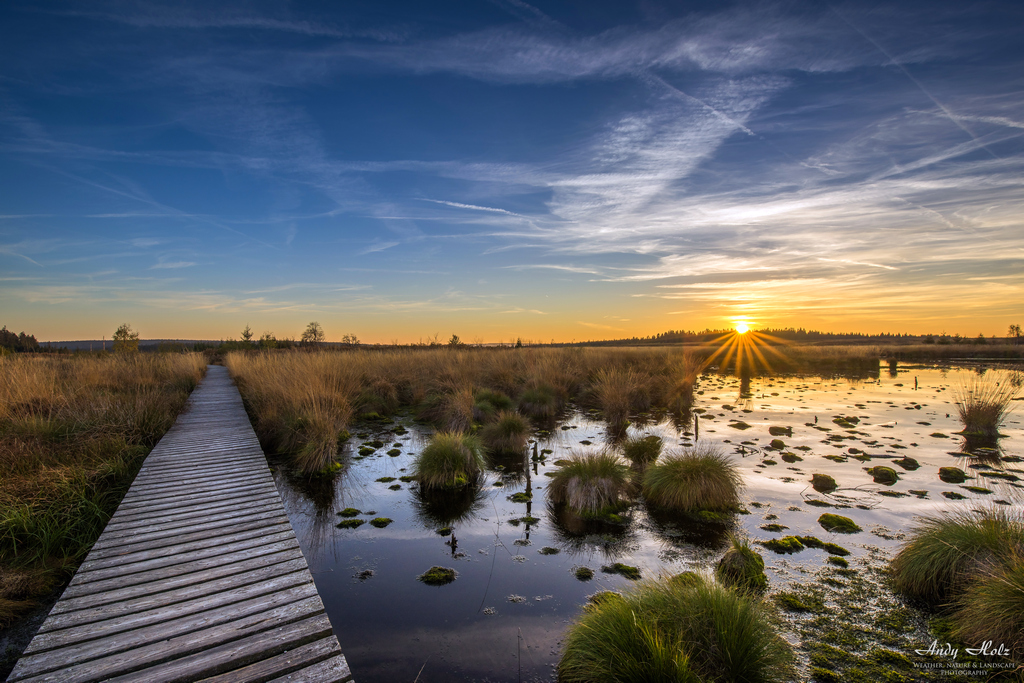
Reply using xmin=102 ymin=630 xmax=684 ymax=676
xmin=558 ymin=575 xmax=795 ymax=683
xmin=517 ymin=384 xmax=561 ymax=420
xmin=953 ymin=555 xmax=1024 ymax=657
xmin=952 ymin=371 xmax=1020 ymax=439
xmin=890 ymin=508 xmax=1024 ymax=603
xmin=417 ymin=566 xmax=457 ymax=586
xmin=641 ymin=443 xmax=741 ymax=513
xmin=548 ymin=451 xmax=633 ymax=515
xmin=818 ymin=513 xmax=861 ymax=534
xmin=412 ymin=432 xmax=485 ymax=490
xmin=472 ymin=388 xmax=514 ymax=422
xmin=336 ymin=519 xmax=365 ymax=529
xmin=621 ymin=435 xmax=663 ymax=466
xmin=867 ymin=466 xmax=898 ymax=485
xmin=337 ymin=508 xmax=361 ymax=517
xmin=602 ymin=563 xmax=641 ymax=580
xmin=480 ymin=410 xmax=529 ymax=454
xmin=760 ymin=536 xmax=805 ymax=554
xmin=716 ymin=536 xmax=767 ymax=592
xmin=811 ymin=473 xmax=838 ymax=493
xmin=939 ymin=467 xmax=967 ymax=483
xmin=369 ymin=517 xmax=393 ymax=528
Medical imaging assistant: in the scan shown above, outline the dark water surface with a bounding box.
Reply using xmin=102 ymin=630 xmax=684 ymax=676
xmin=270 ymin=363 xmax=1023 ymax=682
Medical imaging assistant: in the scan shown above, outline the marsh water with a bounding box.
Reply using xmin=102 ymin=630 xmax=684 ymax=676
xmin=269 ymin=362 xmax=1023 ymax=682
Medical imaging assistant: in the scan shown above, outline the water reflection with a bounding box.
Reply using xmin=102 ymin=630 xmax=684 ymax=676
xmin=546 ymin=500 xmax=638 ymax=560
xmin=644 ymin=506 xmax=735 ymax=551
xmin=410 ymin=484 xmax=488 ymax=529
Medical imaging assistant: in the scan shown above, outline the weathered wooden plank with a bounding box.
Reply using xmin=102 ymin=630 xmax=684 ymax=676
xmin=113 ymin=480 xmax=279 ymax=512
xmin=101 ymin=494 xmax=280 ymax=531
xmin=102 ymin=615 xmax=337 ymax=683
xmin=73 ymin=528 xmax=296 ymax=581
xmin=27 ymin=570 xmax=314 ymax=653
xmin=194 ymin=637 xmax=345 ymax=683
xmin=103 ymin=488 xmax=282 ymax=523
xmin=267 ymin=655 xmax=354 ymax=683
xmin=10 ymin=597 xmax=328 ymax=682
xmin=85 ymin=513 xmax=290 ymax=562
xmin=121 ymin=471 xmax=271 ymax=499
xmin=49 ymin=550 xmax=305 ymax=616
xmin=94 ymin=500 xmax=282 ymax=545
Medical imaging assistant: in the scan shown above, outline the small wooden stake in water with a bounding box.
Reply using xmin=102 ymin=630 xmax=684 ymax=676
xmin=694 ymin=413 xmax=699 ymax=441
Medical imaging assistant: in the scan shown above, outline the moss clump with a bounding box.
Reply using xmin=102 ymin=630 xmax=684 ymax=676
xmin=412 ymin=431 xmax=486 ymax=490
xmin=806 ymin=499 xmax=833 ymax=507
xmin=716 ymin=536 xmax=768 ymax=592
xmin=938 ymin=466 xmax=967 ymax=483
xmin=507 ymin=491 xmax=532 ymax=503
xmin=760 ymin=523 xmax=788 ymax=532
xmin=435 ymin=526 xmax=453 ymax=536
xmin=375 ymin=476 xmax=396 ymax=483
xmin=387 ymin=448 xmax=401 ymax=456
xmin=818 ymin=513 xmax=861 ymax=534
xmin=769 ymin=425 xmax=792 ymax=437
xmin=539 ymin=546 xmax=559 ymax=555
xmin=418 ymin=566 xmax=457 ymax=586
xmin=867 ymin=466 xmax=898 ymax=485
xmin=894 ymin=457 xmax=920 ymax=470
xmin=811 ymin=473 xmax=838 ymax=493
xmin=827 ymin=556 xmax=849 ymax=568
xmin=369 ymin=517 xmax=393 ymax=528
xmin=760 ymin=536 xmax=805 ymax=554
xmin=769 ymin=439 xmax=786 ymax=450
xmin=574 ymin=566 xmax=594 ymax=580
xmin=961 ymin=485 xmax=992 ymax=494
xmin=601 ymin=563 xmax=641 ymax=580
xmin=642 ymin=443 xmax=741 ymax=513
xmin=558 ymin=576 xmax=795 ymax=682
xmin=621 ymin=435 xmax=663 ymax=466
xmin=337 ymin=508 xmax=361 ymax=518
xmin=799 ymin=536 xmax=851 ymax=556
xmin=775 ymin=590 xmax=825 ymax=613
xmin=336 ymin=519 xmax=365 ymax=529
xmin=942 ymin=491 xmax=967 ymax=500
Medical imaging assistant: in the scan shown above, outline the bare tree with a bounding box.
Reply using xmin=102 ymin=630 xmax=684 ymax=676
xmin=301 ymin=321 xmax=325 ymax=347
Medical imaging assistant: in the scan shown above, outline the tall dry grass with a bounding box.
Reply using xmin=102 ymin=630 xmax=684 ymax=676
xmin=0 ymin=352 xmax=206 ymax=628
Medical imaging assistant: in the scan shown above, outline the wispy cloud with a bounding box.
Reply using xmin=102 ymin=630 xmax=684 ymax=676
xmin=150 ymin=261 xmax=195 ymax=269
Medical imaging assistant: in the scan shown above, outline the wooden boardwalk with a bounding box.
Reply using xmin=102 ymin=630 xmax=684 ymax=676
xmin=8 ymin=366 xmax=352 ymax=683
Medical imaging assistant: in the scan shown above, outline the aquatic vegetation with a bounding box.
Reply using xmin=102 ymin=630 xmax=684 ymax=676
xmin=798 ymin=536 xmax=851 ymax=556
xmin=336 ymin=519 xmax=365 ymax=529
xmin=547 ymin=450 xmax=633 ymax=515
xmin=818 ymin=514 xmax=861 ymax=534
xmin=412 ymin=432 xmax=485 ymax=490
xmin=472 ymin=388 xmax=514 ymax=422
xmin=337 ymin=508 xmax=361 ymax=517
xmin=866 ymin=466 xmax=897 ymax=484
xmin=601 ymin=562 xmax=641 ymax=580
xmin=574 ymin=566 xmax=594 ymax=580
xmin=760 ymin=523 xmax=788 ymax=532
xmin=775 ymin=591 xmax=824 ymax=613
xmin=939 ymin=466 xmax=967 ymax=483
xmin=480 ymin=410 xmax=529 ymax=454
xmin=621 ymin=434 xmax=663 ymax=466
xmin=558 ymin=575 xmax=795 ymax=683
xmin=591 ymin=367 xmax=649 ymax=431
xmin=811 ymin=473 xmax=838 ymax=493
xmin=716 ymin=536 xmax=767 ymax=592
xmin=641 ymin=443 xmax=741 ymax=513
xmin=507 ymin=491 xmax=532 ymax=503
xmin=539 ymin=546 xmax=559 ymax=555
xmin=890 ymin=508 xmax=1024 ymax=603
xmin=369 ymin=517 xmax=393 ymax=528
xmin=827 ymin=556 xmax=849 ymax=568
xmin=952 ymin=370 xmax=1020 ymax=439
xmin=760 ymin=536 xmax=805 ymax=554
xmin=893 ymin=456 xmax=919 ymax=470
xmin=416 ymin=383 xmax=475 ymax=432
xmin=417 ymin=566 xmax=457 ymax=586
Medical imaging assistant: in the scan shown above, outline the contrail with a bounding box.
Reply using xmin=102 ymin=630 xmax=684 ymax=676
xmin=831 ymin=6 xmax=999 ymax=159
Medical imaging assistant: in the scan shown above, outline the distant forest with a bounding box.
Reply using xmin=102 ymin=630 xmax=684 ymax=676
xmin=587 ymin=328 xmax=983 ymax=346
xmin=0 ymin=326 xmax=39 ymax=353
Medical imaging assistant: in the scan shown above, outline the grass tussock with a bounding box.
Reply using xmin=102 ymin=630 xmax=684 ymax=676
xmin=952 ymin=370 xmax=1021 ymax=439
xmin=621 ymin=434 xmax=663 ymax=466
xmin=642 ymin=443 xmax=742 ymax=512
xmin=952 ymin=554 xmax=1024 ymax=657
xmin=558 ymin=574 xmax=795 ymax=683
xmin=480 ymin=410 xmax=529 ymax=454
xmin=547 ymin=450 xmax=633 ymax=515
xmin=412 ymin=432 xmax=486 ymax=490
xmin=716 ymin=536 xmax=768 ymax=593
xmin=0 ymin=352 xmax=206 ymax=627
xmin=890 ymin=507 xmax=1024 ymax=603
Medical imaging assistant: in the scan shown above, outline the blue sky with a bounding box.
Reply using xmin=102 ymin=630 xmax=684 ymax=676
xmin=2 ymin=0 xmax=1022 ymax=343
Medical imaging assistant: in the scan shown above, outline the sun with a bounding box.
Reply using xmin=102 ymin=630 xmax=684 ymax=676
xmin=735 ymin=322 xmax=750 ymax=334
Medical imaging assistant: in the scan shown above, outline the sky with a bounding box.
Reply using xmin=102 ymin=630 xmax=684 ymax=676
xmin=1 ymin=1 xmax=1023 ymax=344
